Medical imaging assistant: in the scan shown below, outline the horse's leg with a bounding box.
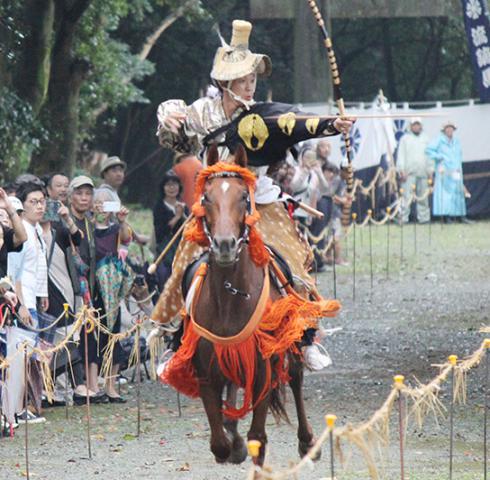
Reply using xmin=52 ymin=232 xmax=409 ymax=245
xmin=247 ymin=361 xmax=271 ymax=467
xmin=289 ymin=353 xmax=321 ymax=461
xmin=223 ymin=384 xmax=247 ymax=464
xmin=199 ymin=379 xmax=232 ymax=463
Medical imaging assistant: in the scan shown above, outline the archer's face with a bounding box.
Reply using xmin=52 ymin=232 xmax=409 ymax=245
xmin=230 ymin=73 xmax=257 ymax=103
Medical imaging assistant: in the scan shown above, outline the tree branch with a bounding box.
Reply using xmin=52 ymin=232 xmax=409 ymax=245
xmin=65 ymin=0 xmax=92 ymax=24
xmin=92 ymin=0 xmax=199 ymax=120
xmin=138 ymin=0 xmax=198 ymax=61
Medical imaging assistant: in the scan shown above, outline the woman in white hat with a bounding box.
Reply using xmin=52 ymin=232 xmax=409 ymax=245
xmin=152 ymin=20 xmax=353 ymax=369
xmin=426 ymin=121 xmax=469 ymax=222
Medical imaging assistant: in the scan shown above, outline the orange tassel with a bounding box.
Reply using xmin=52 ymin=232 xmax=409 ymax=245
xmin=184 ymin=217 xmax=209 ymax=246
xmin=248 ymin=227 xmax=270 ymax=267
xmin=162 ymin=293 xmax=341 ymax=419
xmin=161 ymin=319 xmax=200 ymax=398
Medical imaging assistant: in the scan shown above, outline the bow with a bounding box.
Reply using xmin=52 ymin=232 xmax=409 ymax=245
xmin=306 ymin=0 xmax=354 ymax=226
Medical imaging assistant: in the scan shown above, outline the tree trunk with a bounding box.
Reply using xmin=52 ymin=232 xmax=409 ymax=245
xmin=17 ymin=0 xmax=55 ymax=114
xmin=293 ymin=0 xmax=332 ymax=103
xmin=30 ymin=0 xmax=92 ymax=175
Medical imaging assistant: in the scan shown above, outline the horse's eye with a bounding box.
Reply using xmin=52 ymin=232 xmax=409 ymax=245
xmin=202 ymin=193 xmax=210 ymax=203
xmin=241 ymin=192 xmax=248 ymax=202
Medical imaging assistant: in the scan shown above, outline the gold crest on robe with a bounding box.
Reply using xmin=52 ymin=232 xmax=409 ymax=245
xmin=237 ymin=113 xmax=269 ymax=151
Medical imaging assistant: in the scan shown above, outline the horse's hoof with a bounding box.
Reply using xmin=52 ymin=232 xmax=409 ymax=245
xmin=228 ymin=439 xmax=247 ymax=464
xmin=298 ymin=439 xmax=321 ymax=461
xmin=215 ymin=455 xmax=228 ymax=464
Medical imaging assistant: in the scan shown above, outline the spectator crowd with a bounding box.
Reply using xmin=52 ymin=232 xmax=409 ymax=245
xmin=0 ymin=118 xmax=473 ymax=437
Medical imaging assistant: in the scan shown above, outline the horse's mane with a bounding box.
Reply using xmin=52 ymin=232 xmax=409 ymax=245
xmin=184 ymin=161 xmax=270 ymax=267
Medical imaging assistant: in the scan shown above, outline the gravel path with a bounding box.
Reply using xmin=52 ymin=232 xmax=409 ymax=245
xmin=1 ymin=222 xmax=488 ymax=480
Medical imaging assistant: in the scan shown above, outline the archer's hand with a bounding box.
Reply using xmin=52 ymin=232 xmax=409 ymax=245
xmin=333 ymin=117 xmax=355 ymax=135
xmin=163 ymin=112 xmax=187 ymax=134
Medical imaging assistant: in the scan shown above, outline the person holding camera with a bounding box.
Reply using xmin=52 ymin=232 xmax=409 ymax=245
xmin=41 ymin=196 xmax=87 ymax=406
xmin=90 ymin=189 xmax=133 ymax=402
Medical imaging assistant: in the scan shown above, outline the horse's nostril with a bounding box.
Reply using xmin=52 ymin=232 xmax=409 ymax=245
xmin=230 ymin=237 xmax=237 ymax=248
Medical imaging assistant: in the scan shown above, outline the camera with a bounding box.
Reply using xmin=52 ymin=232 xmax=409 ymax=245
xmin=44 ymin=199 xmax=61 ymax=222
xmin=102 ymin=201 xmax=121 ymax=213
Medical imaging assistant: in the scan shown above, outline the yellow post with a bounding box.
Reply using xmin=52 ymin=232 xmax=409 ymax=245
xmin=247 ymin=439 xmax=261 ymax=462
xmin=394 ymin=374 xmax=406 ymax=480
xmin=325 ymin=414 xmax=337 ymax=479
xmin=394 ymin=374 xmax=405 ymax=388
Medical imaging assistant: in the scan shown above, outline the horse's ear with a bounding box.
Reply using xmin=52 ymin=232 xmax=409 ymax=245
xmin=207 ymin=144 xmax=219 ymax=166
xmin=234 ymin=144 xmax=248 ymax=168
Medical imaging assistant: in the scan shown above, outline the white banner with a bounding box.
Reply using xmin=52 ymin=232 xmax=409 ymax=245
xmin=302 ymin=101 xmax=490 ymax=169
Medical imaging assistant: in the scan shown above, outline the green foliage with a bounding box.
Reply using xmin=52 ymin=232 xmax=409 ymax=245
xmin=334 ymin=15 xmax=475 ymax=102
xmin=0 ymin=88 xmax=46 ymax=180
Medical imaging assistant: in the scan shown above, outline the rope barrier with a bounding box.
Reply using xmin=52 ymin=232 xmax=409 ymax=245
xmin=250 ymin=337 xmax=490 ymax=480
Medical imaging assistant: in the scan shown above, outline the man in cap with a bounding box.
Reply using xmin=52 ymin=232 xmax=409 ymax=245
xmin=69 ymin=175 xmax=96 ymax=299
xmin=99 ymin=156 xmax=126 ymax=203
xmin=152 ymin=19 xmax=354 ymax=370
xmin=396 ymin=118 xmax=433 ymax=223
xmin=426 ymin=121 xmax=469 ymax=223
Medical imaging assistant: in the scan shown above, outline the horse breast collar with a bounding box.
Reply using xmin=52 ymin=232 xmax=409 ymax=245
xmin=186 ymin=262 xmax=270 ymax=346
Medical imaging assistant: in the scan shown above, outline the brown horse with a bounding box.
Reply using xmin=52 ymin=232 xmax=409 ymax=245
xmin=164 ymin=145 xmax=327 ymax=466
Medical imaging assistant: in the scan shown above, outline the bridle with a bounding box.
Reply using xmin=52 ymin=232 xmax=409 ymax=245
xmin=199 ymin=171 xmax=254 ymax=263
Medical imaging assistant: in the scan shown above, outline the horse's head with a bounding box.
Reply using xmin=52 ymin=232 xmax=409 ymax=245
xmin=201 ymin=145 xmax=251 ymax=267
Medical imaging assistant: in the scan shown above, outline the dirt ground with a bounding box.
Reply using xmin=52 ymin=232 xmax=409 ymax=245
xmin=1 ymin=221 xmax=489 ymax=480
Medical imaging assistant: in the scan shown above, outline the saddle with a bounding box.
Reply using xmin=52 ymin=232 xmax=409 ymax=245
xmin=181 ymin=246 xmax=294 ymax=301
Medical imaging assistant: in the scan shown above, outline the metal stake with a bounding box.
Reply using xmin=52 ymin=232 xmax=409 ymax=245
xmin=352 ymin=213 xmax=357 ymax=302
xmin=394 ymin=375 xmax=405 ymax=480
xmin=368 ymin=210 xmax=373 ymax=292
xmin=325 ymin=415 xmax=337 ymax=480
xmin=413 ymin=220 xmax=417 ymax=255
xmin=0 ymin=366 xmax=4 ymax=438
xmin=24 ymin=345 xmax=30 ymax=480
xmin=484 ymin=342 xmax=489 ymax=480
xmin=136 ymin=322 xmax=141 ymax=437
xmin=63 ymin=304 xmax=69 ymax=420
xmin=428 ymin=178 xmax=433 ymax=247
xmin=83 ymin=312 xmax=92 ymax=459
xmin=448 ymin=355 xmax=458 ymax=480
xmin=386 ymin=207 xmax=391 ymax=279
xmin=398 ymin=391 xmax=405 ymax=480
xmin=332 ymin=237 xmax=337 ymax=299
xmin=412 ymin=184 xmax=417 ymax=255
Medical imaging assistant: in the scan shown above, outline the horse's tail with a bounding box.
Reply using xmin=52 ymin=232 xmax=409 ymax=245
xmin=269 ymin=384 xmax=290 ymax=424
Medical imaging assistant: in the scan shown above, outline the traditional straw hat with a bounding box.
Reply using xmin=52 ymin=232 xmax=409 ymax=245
xmin=210 ymin=20 xmax=272 ymax=82
xmin=441 ymin=120 xmax=457 ymax=131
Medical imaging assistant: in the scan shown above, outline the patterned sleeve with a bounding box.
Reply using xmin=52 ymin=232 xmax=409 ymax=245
xmin=156 ymin=99 xmax=202 ymax=155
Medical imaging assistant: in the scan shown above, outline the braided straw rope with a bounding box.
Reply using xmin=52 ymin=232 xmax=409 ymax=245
xmin=250 ymin=337 xmax=490 ymax=480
